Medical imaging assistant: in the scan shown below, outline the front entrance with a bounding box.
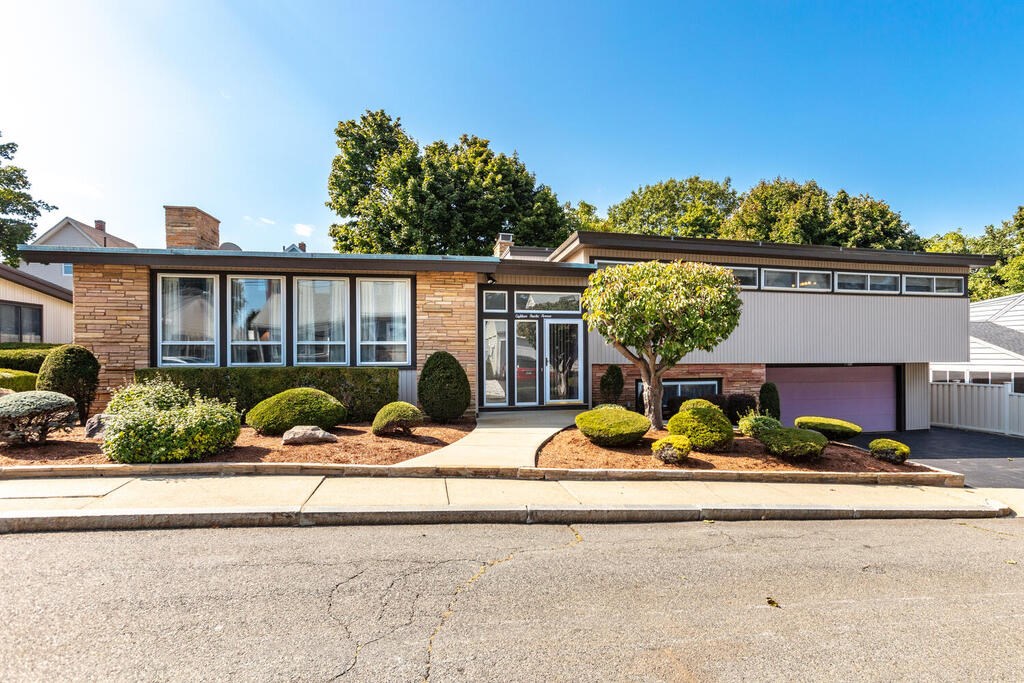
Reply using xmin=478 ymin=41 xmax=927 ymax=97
xmin=544 ymin=319 xmax=583 ymax=404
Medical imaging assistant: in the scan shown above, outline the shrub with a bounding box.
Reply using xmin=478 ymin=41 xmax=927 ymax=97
xmin=678 ymin=398 xmax=719 ymax=413
xmin=575 ymin=407 xmax=651 ymax=446
xmin=869 ymin=438 xmax=910 ymax=464
xmin=372 ymin=401 xmax=425 ymax=436
xmin=36 ymin=344 xmax=100 ymax=425
xmin=417 ymin=351 xmax=471 ymax=423
xmin=592 ymin=403 xmax=627 ymax=411
xmin=599 ymin=365 xmax=624 ymax=403
xmin=0 ymin=344 xmax=58 ymax=373
xmin=759 ymin=382 xmax=781 ymax=420
xmin=135 ymin=366 xmax=397 ymax=421
xmin=108 ymin=379 xmax=191 ymax=414
xmin=0 ymin=390 xmax=77 ymax=445
xmin=0 ymin=369 xmax=37 ymax=392
xmin=245 ymin=388 xmax=348 ymax=436
xmin=102 ymin=398 xmax=241 ymax=464
xmin=759 ymin=427 xmax=828 ymax=460
xmin=723 ymin=393 xmax=758 ymax=424
xmin=737 ymin=412 xmax=783 ymax=439
xmin=651 ymin=434 xmax=692 ymax=464
xmin=667 ymin=406 xmax=734 ymax=452
xmin=794 ymin=416 xmax=862 ymax=441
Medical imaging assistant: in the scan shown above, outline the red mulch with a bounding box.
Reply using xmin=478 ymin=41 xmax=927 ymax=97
xmin=536 ymin=428 xmax=931 ymax=473
xmin=0 ymin=422 xmax=474 ymax=467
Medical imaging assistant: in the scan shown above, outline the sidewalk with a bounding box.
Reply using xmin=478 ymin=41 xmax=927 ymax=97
xmin=0 ymin=474 xmax=1013 ymax=533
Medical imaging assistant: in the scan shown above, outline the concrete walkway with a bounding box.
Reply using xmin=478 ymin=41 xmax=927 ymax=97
xmin=0 ymin=474 xmax=1014 ymax=532
xmin=395 ymin=409 xmax=581 ymax=468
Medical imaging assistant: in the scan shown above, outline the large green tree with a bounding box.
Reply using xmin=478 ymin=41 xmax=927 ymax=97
xmin=605 ymin=176 xmax=738 ymax=238
xmin=826 ymin=189 xmax=923 ymax=251
xmin=327 ymin=110 xmax=571 ymax=255
xmin=927 ymin=206 xmax=1024 ymax=300
xmin=720 ymin=177 xmax=831 ymax=244
xmin=582 ymin=261 xmax=742 ymax=429
xmin=0 ymin=131 xmax=55 ymax=266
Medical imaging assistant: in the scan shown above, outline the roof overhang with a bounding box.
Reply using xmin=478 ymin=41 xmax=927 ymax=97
xmin=0 ymin=264 xmax=73 ymax=303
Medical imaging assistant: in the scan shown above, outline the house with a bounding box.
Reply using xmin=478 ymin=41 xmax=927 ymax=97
xmin=19 ymin=217 xmax=135 ymax=287
xmin=931 ymin=292 xmax=1024 ymax=393
xmin=0 ymin=263 xmax=73 ymax=343
xmin=19 ymin=205 xmax=995 ymax=429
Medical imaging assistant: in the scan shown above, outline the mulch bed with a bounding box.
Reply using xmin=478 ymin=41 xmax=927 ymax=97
xmin=537 ymin=428 xmax=931 ymax=473
xmin=0 ymin=421 xmax=474 ymax=467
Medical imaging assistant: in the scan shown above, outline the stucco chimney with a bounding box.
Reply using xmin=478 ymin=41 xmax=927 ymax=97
xmin=94 ymin=219 xmax=106 ymax=232
xmin=164 ymin=206 xmax=221 ymax=249
xmin=493 ymin=232 xmax=514 ymax=258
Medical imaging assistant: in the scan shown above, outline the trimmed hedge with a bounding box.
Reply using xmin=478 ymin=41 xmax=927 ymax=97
xmin=575 ymin=407 xmax=651 ymax=447
xmin=0 ymin=344 xmax=57 ymax=373
xmin=592 ymin=403 xmax=627 ymax=411
xmin=599 ymin=365 xmax=624 ymax=403
xmin=372 ymin=401 xmax=425 ymax=436
xmin=135 ymin=366 xmax=397 ymax=421
xmin=417 ymin=351 xmax=471 ymax=423
xmin=246 ymin=388 xmax=347 ymax=436
xmin=667 ymin=406 xmax=734 ymax=452
xmin=651 ymin=434 xmax=692 ymax=464
xmin=723 ymin=393 xmax=758 ymax=424
xmin=102 ymin=398 xmax=241 ymax=464
xmin=759 ymin=382 xmax=781 ymax=420
xmin=737 ymin=412 xmax=782 ymax=439
xmin=678 ymin=398 xmax=719 ymax=413
xmin=108 ymin=379 xmax=191 ymax=414
xmin=37 ymin=344 xmax=100 ymax=424
xmin=794 ymin=416 xmax=862 ymax=441
xmin=0 ymin=369 xmax=37 ymax=392
xmin=759 ymin=427 xmax=828 ymax=460
xmin=0 ymin=390 xmax=77 ymax=445
xmin=869 ymin=438 xmax=910 ymax=464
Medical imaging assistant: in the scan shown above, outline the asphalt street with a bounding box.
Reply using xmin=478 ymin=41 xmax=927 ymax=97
xmin=2 ymin=520 xmax=1024 ymax=682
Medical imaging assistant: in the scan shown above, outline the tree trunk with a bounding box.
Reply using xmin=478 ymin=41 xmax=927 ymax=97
xmin=639 ymin=366 xmax=665 ymax=430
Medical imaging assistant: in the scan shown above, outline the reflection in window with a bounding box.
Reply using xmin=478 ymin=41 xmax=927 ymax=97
xmin=483 ymin=319 xmax=508 ymax=405
xmin=514 ymin=291 xmax=581 ymax=312
xmin=515 ymin=320 xmax=538 ymax=404
xmin=296 ymin=279 xmax=348 ymax=364
xmin=230 ymin=277 xmax=284 ymax=365
xmin=483 ymin=291 xmax=507 ymax=312
xmin=159 ymin=275 xmax=216 ymax=365
xmin=0 ymin=303 xmax=42 ymax=344
xmin=731 ymin=268 xmax=758 ymax=288
xmin=358 ymin=279 xmax=410 ymax=364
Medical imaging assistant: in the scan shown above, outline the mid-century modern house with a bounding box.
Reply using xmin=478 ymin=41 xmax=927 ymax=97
xmin=0 ymin=263 xmax=73 ymax=344
xmin=19 ymin=217 xmax=136 ymax=288
xmin=19 ymin=206 xmax=995 ymax=430
xmin=931 ymin=292 xmax=1024 ymax=393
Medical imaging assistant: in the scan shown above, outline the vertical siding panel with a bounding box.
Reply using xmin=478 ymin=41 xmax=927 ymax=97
xmin=904 ymin=363 xmax=930 ymax=430
xmin=0 ymin=278 xmax=73 ymax=343
xmin=398 ymin=369 xmax=418 ymax=404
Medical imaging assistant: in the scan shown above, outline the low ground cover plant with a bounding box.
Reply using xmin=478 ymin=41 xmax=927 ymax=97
xmin=102 ymin=398 xmax=241 ymax=464
xmin=372 ymin=401 xmax=425 ymax=436
xmin=575 ymin=406 xmax=651 ymax=446
xmin=737 ymin=412 xmax=782 ymax=439
xmin=758 ymin=427 xmax=828 ymax=460
xmin=246 ymin=388 xmax=348 ymax=436
xmin=0 ymin=390 xmax=78 ymax=445
xmin=868 ymin=438 xmax=910 ymax=464
xmin=794 ymin=416 xmax=862 ymax=441
xmin=417 ymin=351 xmax=471 ymax=423
xmin=651 ymin=434 xmax=692 ymax=464
xmin=667 ymin=406 xmax=734 ymax=452
xmin=0 ymin=369 xmax=37 ymax=392
xmin=36 ymin=344 xmax=100 ymax=425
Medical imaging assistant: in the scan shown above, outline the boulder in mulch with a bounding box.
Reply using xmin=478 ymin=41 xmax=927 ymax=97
xmin=282 ymin=425 xmax=338 ymax=445
xmin=85 ymin=413 xmax=111 ymax=439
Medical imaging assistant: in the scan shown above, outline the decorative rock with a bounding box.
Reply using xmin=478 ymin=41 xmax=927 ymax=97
xmin=282 ymin=425 xmax=338 ymax=445
xmin=0 ymin=388 xmax=13 ymax=397
xmin=85 ymin=413 xmax=111 ymax=439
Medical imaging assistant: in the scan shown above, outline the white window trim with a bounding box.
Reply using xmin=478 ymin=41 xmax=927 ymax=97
xmin=482 ymin=290 xmax=508 ymax=313
xmin=729 ymin=266 xmax=759 ymax=289
xmin=293 ymin=277 xmax=349 ymax=366
xmin=513 ymin=290 xmax=582 ymax=313
xmin=156 ymin=273 xmax=219 ymax=368
xmin=62 ymin=263 xmax=73 ymax=276
xmin=901 ymin=274 xmax=965 ymax=296
xmin=513 ymin=319 xmax=539 ymax=407
xmin=355 ymin=277 xmax=412 ymax=367
xmin=760 ymin=268 xmax=833 ymax=292
xmin=834 ymin=271 xmax=901 ymax=295
xmin=482 ymin=318 xmax=509 ymax=407
xmin=227 ymin=275 xmax=286 ymax=367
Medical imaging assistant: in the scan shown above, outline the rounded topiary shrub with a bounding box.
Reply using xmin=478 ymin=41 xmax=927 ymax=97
xmin=0 ymin=390 xmax=77 ymax=445
xmin=246 ymin=387 xmax=347 ymax=436
xmin=36 ymin=344 xmax=99 ymax=425
xmin=372 ymin=401 xmax=425 ymax=436
xmin=417 ymin=351 xmax=471 ymax=423
xmin=592 ymin=403 xmax=627 ymax=411
xmin=794 ymin=416 xmax=862 ymax=442
xmin=599 ymin=365 xmax=624 ymax=403
xmin=651 ymin=434 xmax=692 ymax=464
xmin=108 ymin=379 xmax=192 ymax=414
xmin=102 ymin=399 xmax=241 ymax=464
xmin=759 ymin=382 xmax=781 ymax=420
xmin=737 ymin=413 xmax=783 ymax=439
xmin=678 ymin=398 xmax=719 ymax=413
xmin=575 ymin=407 xmax=651 ymax=447
xmin=759 ymin=427 xmax=828 ymax=460
xmin=667 ymin=406 xmax=734 ymax=452
xmin=0 ymin=369 xmax=37 ymax=392
xmin=869 ymin=438 xmax=910 ymax=464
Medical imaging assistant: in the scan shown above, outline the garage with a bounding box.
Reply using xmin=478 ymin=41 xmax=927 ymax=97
xmin=766 ymin=366 xmax=898 ymax=432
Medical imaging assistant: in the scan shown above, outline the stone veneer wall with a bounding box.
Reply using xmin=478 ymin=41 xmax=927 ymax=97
xmin=164 ymin=206 xmax=220 ymax=249
xmin=73 ymin=264 xmax=150 ymax=412
xmin=591 ymin=362 xmax=766 ymax=407
xmin=416 ymin=271 xmax=478 ymax=412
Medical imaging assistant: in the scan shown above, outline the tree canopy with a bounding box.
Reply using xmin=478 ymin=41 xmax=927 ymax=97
xmin=581 ymin=261 xmax=742 ymax=428
xmin=327 ymin=110 xmax=571 ymax=255
xmin=0 ymin=131 xmax=54 ymax=266
xmin=605 ymin=176 xmax=738 ymax=238
xmin=925 ymin=206 xmax=1024 ymax=300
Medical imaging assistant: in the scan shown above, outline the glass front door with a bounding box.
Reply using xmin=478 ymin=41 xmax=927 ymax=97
xmin=482 ymin=319 xmax=508 ymax=406
xmin=544 ymin=319 xmax=583 ymax=403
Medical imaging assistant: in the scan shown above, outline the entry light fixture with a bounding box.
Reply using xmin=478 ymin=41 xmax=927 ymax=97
xmin=486 ymin=274 xmax=497 ymax=284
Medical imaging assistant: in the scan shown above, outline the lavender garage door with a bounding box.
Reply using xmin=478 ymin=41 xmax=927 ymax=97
xmin=766 ymin=366 xmax=897 ymax=432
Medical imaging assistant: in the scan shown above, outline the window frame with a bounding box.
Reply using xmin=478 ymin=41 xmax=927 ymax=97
xmin=0 ymin=300 xmax=43 ymax=344
xmin=482 ymin=318 xmax=510 ymax=407
xmin=760 ymin=268 xmax=833 ymax=293
xmin=513 ymin=290 xmax=582 ymax=314
xmin=902 ymin=274 xmax=966 ymax=296
xmin=834 ymin=271 xmax=901 ymax=295
xmin=634 ymin=378 xmax=722 ymax=413
xmin=355 ymin=276 xmax=412 ymax=367
xmin=227 ymin=274 xmax=286 ymax=367
xmin=730 ymin=267 xmax=759 ymax=289
xmin=293 ymin=276 xmax=350 ymax=366
xmin=156 ymin=273 xmax=219 ymax=368
xmin=61 ymin=263 xmax=73 ymax=277
xmin=482 ymin=290 xmax=508 ymax=313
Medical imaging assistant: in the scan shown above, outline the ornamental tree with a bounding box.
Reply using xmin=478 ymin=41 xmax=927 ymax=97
xmin=581 ymin=261 xmax=742 ymax=429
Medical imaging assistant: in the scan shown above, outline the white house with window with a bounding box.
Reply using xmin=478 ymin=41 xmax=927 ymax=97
xmin=931 ymin=292 xmax=1024 ymax=393
xmin=19 ymin=217 xmax=135 ymax=287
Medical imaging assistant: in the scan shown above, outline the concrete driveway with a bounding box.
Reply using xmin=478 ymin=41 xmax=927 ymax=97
xmin=852 ymin=428 xmax=1024 ymax=487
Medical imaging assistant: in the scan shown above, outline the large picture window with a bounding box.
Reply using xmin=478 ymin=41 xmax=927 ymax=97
xmin=0 ymin=303 xmax=42 ymax=344
xmin=357 ymin=278 xmax=410 ymax=365
xmin=295 ymin=278 xmax=348 ymax=365
xmin=158 ymin=275 xmax=217 ymax=365
xmin=229 ymin=276 xmax=284 ymax=365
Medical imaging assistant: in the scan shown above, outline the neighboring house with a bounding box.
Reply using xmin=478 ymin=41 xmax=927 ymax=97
xmin=20 ymin=205 xmax=995 ymax=429
xmin=0 ymin=264 xmax=73 ymax=343
xmin=20 ymin=217 xmax=135 ymax=287
xmin=931 ymin=293 xmax=1024 ymax=393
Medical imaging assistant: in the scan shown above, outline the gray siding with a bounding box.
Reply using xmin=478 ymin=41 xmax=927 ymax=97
xmin=21 ymin=223 xmax=95 ymax=286
xmin=398 ymin=369 xmax=418 ymax=404
xmin=904 ymin=363 xmax=930 ymax=430
xmin=590 ymin=291 xmax=968 ymax=365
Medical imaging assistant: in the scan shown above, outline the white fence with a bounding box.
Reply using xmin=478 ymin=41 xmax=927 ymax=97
xmin=930 ymin=382 xmax=1024 ymax=436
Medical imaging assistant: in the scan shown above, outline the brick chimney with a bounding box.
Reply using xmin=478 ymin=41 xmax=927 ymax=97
xmin=164 ymin=206 xmax=220 ymax=249
xmin=94 ymin=219 xmax=106 ymax=232
xmin=298 ymin=242 xmax=307 ymax=252
xmin=493 ymin=232 xmax=514 ymax=258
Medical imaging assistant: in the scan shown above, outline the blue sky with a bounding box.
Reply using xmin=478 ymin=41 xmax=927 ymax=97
xmin=3 ymin=0 xmax=1023 ymax=251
